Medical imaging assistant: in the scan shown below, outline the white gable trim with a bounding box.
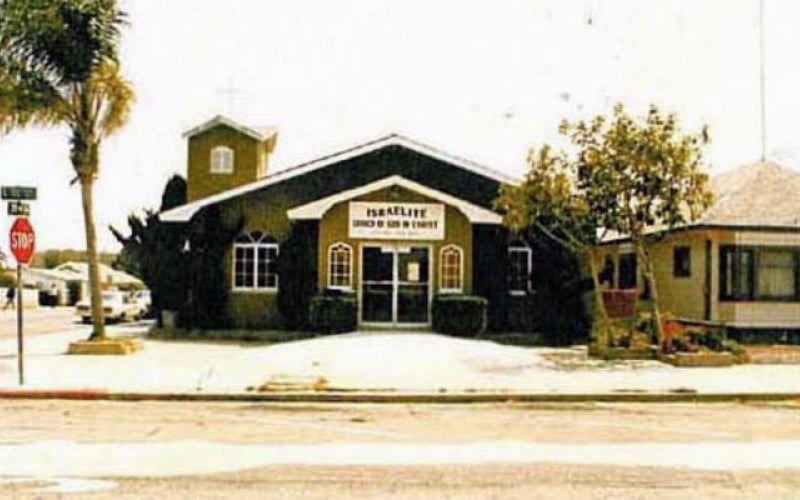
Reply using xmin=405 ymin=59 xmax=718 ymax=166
xmin=287 ymin=175 xmax=502 ymax=224
xmin=161 ymin=133 xmax=518 ymax=223
xmin=182 ymin=115 xmax=277 ymax=142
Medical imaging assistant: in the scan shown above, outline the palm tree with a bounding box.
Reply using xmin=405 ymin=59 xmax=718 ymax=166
xmin=0 ymin=0 xmax=134 ymax=340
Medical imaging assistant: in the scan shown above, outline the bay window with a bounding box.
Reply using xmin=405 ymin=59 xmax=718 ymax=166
xmin=720 ymin=246 xmax=799 ymax=301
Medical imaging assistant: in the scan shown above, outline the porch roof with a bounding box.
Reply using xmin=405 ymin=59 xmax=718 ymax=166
xmin=286 ymin=175 xmax=503 ymax=224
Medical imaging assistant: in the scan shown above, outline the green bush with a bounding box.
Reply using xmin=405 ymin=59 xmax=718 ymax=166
xmin=688 ymin=329 xmax=725 ymax=351
xmin=309 ymin=293 xmax=357 ymax=334
xmin=432 ymin=294 xmax=488 ymax=337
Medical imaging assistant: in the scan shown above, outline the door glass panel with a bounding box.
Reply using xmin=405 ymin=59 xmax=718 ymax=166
xmin=397 ymin=247 xmax=429 ymax=323
xmin=362 ymin=284 xmax=393 ymax=323
xmin=397 ymin=285 xmax=428 ymax=323
xmin=362 ymin=247 xmax=394 ymax=323
xmin=398 ymin=248 xmax=429 ymax=283
xmin=362 ymin=247 xmax=393 ymax=282
xmin=361 ymin=245 xmax=430 ymax=325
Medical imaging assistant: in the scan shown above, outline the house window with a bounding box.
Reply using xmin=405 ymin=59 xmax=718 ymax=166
xmin=328 ymin=242 xmax=352 ymax=289
xmin=673 ymin=246 xmax=691 ymax=278
xmin=757 ymin=249 xmax=797 ymax=299
xmin=440 ymin=245 xmax=463 ymax=293
xmin=720 ymin=246 xmax=800 ymax=302
xmin=618 ymin=253 xmax=637 ymax=289
xmin=508 ymin=242 xmax=532 ymax=295
xmin=210 ymin=146 xmax=234 ymax=174
xmin=598 ymin=255 xmax=615 ymax=287
xmin=233 ymin=232 xmax=278 ymax=291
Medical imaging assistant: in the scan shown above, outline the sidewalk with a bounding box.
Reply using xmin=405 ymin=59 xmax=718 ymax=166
xmin=2 ymin=327 xmax=800 ymax=400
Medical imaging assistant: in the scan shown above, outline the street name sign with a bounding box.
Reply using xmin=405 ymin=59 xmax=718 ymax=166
xmin=1 ymin=185 xmax=37 ymax=200
xmin=9 ymin=217 xmax=35 ymax=265
xmin=7 ymin=201 xmax=30 ymax=216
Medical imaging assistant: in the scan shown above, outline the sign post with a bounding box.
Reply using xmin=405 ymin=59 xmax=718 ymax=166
xmin=3 ymin=185 xmax=36 ymax=385
xmin=9 ymin=216 xmax=35 ymax=386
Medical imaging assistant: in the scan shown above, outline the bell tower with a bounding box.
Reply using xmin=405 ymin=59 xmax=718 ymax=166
xmin=183 ymin=115 xmax=277 ymax=202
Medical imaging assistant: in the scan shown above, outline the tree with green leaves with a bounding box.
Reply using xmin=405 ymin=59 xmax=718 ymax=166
xmin=497 ymin=104 xmax=712 ymax=344
xmin=110 ymin=175 xmax=187 ymax=325
xmin=496 ymin=144 xmax=611 ymax=341
xmin=0 ymin=0 xmax=134 ymax=340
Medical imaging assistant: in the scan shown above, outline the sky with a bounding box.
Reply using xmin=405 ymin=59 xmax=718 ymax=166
xmin=0 ymin=0 xmax=798 ymax=253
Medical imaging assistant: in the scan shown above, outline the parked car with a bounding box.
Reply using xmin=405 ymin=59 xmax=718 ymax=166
xmin=132 ymin=289 xmax=152 ymax=318
xmin=75 ymin=291 xmax=140 ymax=324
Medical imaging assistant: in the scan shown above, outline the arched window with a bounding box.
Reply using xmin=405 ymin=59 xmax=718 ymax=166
xmin=328 ymin=242 xmax=353 ymax=289
xmin=233 ymin=231 xmax=278 ymax=291
xmin=210 ymin=146 xmax=234 ymax=174
xmin=439 ymin=245 xmax=463 ymax=293
xmin=508 ymin=240 xmax=532 ymax=295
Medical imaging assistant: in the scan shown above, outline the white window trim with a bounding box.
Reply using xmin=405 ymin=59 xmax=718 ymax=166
xmin=231 ymin=240 xmax=279 ymax=293
xmin=210 ymin=146 xmax=234 ymax=174
xmin=439 ymin=244 xmax=463 ymax=294
xmin=508 ymin=244 xmax=533 ymax=296
xmin=327 ymin=241 xmax=353 ymax=291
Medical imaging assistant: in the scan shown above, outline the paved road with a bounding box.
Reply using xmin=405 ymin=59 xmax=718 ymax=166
xmin=0 ymin=307 xmax=84 ymax=337
xmin=0 ymin=307 xmax=150 ymax=338
xmin=2 ymin=401 xmax=800 ymax=498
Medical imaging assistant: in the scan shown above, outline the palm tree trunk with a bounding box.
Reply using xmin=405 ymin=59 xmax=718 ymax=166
xmin=80 ymin=176 xmax=106 ymax=340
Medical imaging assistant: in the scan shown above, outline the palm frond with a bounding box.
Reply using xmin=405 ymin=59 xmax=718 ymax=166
xmin=0 ymin=55 xmax=70 ymax=132
xmin=88 ymin=61 xmax=134 ymax=137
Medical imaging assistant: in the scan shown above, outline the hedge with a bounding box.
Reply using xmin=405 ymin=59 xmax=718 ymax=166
xmin=309 ymin=292 xmax=357 ymax=334
xmin=432 ymin=294 xmax=488 ymax=337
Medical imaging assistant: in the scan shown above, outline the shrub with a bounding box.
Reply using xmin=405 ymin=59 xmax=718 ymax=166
xmin=309 ymin=292 xmax=357 ymax=334
xmin=721 ymin=339 xmax=745 ymax=357
xmin=432 ymin=294 xmax=488 ymax=337
xmin=688 ymin=329 xmax=725 ymax=351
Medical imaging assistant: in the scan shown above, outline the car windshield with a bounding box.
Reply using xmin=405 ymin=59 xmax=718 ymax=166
xmin=102 ymin=292 xmax=122 ymax=302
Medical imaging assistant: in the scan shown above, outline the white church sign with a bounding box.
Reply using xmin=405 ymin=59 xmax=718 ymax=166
xmin=349 ymin=202 xmax=444 ymax=240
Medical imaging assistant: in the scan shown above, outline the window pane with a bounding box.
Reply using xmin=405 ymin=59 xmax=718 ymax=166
xmin=673 ymin=247 xmax=691 ymax=277
xmin=508 ymin=248 xmax=530 ymax=292
xmin=757 ymin=250 xmax=795 ymax=298
xmin=256 ymin=247 xmax=269 ymax=288
xmin=235 ymin=246 xmax=255 ymax=288
xmin=441 ymin=247 xmax=461 ymax=290
xmin=618 ymin=254 xmax=637 ymax=289
xmin=329 ymin=245 xmax=351 ymax=287
xmin=738 ymin=251 xmax=753 ymax=298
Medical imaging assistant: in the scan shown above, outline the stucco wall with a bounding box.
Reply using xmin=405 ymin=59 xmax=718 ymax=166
xmin=220 ymin=192 xmax=296 ymax=329
xmin=317 ymin=186 xmax=474 ymax=295
xmin=645 ymin=232 xmax=708 ymax=321
xmin=601 ymin=228 xmax=800 ymax=329
xmin=187 ymin=125 xmax=265 ymax=202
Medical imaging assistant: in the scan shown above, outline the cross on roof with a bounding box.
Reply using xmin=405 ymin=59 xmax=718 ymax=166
xmin=217 ymin=76 xmax=245 ymax=116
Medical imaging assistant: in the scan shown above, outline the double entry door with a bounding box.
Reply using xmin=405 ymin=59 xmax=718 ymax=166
xmin=361 ymin=244 xmax=430 ymax=326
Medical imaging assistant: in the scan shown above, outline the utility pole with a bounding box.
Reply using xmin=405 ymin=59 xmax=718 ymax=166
xmin=758 ymin=0 xmax=766 ymax=162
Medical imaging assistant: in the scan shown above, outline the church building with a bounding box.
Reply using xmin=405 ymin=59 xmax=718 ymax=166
xmin=161 ymin=116 xmax=545 ymax=331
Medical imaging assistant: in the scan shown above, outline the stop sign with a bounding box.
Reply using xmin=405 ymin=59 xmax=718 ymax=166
xmin=9 ymin=217 xmax=35 ymax=265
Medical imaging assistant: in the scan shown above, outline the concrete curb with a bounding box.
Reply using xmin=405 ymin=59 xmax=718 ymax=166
xmin=2 ymin=389 xmax=800 ymax=404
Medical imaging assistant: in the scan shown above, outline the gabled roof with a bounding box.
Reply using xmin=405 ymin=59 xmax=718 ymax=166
xmin=287 ymin=175 xmax=502 ymax=224
xmin=182 ymin=115 xmax=278 ymax=142
xmin=161 ymin=133 xmax=518 ymax=222
xmin=54 ymin=261 xmax=143 ymax=286
xmin=699 ymin=161 xmax=800 ymax=228
xmin=601 ymin=161 xmax=800 ymax=244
